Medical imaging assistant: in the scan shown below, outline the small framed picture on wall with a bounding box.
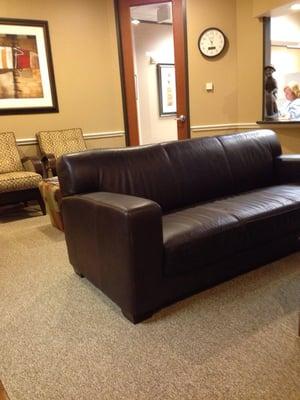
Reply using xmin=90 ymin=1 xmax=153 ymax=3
xmin=157 ymin=63 xmax=177 ymax=116
xmin=0 ymin=18 xmax=58 ymax=115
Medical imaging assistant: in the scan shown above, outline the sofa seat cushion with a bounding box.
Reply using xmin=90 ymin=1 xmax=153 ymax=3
xmin=163 ymin=184 xmax=300 ymax=276
xmin=0 ymin=171 xmax=42 ymax=193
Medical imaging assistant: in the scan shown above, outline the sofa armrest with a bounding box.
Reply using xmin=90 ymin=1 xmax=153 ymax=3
xmin=62 ymin=191 xmax=163 ymax=322
xmin=21 ymin=156 xmax=44 ymax=176
xmin=276 ymin=155 xmax=300 ymax=183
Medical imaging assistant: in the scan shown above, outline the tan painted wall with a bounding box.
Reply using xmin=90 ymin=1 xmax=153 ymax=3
xmin=18 ymin=135 xmax=126 ymax=158
xmin=1 ymin=0 xmax=125 ymax=145
xmin=186 ymin=0 xmax=238 ymax=127
xmin=236 ymin=0 xmax=263 ymax=123
xmin=253 ymin=0 xmax=293 ymax=17
xmin=187 ymin=0 xmax=300 ymax=153
xmin=2 ymin=0 xmax=300 ymax=157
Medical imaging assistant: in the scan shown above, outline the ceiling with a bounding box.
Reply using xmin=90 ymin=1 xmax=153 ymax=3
xmin=271 ymin=11 xmax=300 ymax=45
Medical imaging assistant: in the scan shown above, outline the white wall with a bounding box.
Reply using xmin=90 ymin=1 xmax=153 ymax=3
xmin=132 ymin=22 xmax=177 ymax=145
xmin=271 ymin=12 xmax=300 ymax=107
xmin=271 ymin=13 xmax=300 ymax=44
xmin=271 ymin=46 xmax=300 ymax=107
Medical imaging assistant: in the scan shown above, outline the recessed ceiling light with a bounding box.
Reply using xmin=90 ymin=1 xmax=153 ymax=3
xmin=290 ymin=3 xmax=300 ymax=10
xmin=131 ymin=19 xmax=140 ymax=25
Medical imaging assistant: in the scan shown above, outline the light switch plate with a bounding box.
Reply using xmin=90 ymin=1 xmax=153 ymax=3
xmin=206 ymin=82 xmax=214 ymax=91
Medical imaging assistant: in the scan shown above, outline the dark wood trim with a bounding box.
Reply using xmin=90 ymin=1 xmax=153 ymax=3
xmin=0 ymin=380 xmax=10 ymax=400
xmin=21 ymin=156 xmax=44 ymax=176
xmin=263 ymin=17 xmax=271 ymax=66
xmin=114 ymin=0 xmax=130 ymax=146
xmin=115 ymin=0 xmax=190 ymax=145
xmin=40 ymin=153 xmax=57 ymax=177
xmin=262 ymin=17 xmax=271 ymax=122
xmin=172 ymin=0 xmax=189 ymax=139
xmin=257 ymin=120 xmax=300 ymax=125
xmin=116 ymin=1 xmax=141 ymax=145
xmin=181 ymin=0 xmax=190 ymax=138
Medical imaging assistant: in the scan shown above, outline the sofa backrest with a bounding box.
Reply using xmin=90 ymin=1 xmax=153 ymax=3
xmin=162 ymin=136 xmax=235 ymax=205
xmin=57 ymin=129 xmax=282 ymax=212
xmin=57 ymin=144 xmax=182 ymax=212
xmin=217 ymin=130 xmax=282 ymax=193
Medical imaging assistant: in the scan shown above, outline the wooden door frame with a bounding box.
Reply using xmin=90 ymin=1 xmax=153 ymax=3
xmin=114 ymin=0 xmax=190 ymax=146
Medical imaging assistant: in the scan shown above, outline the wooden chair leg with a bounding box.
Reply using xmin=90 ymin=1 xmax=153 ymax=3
xmin=37 ymin=192 xmax=46 ymax=215
xmin=38 ymin=199 xmax=46 ymax=215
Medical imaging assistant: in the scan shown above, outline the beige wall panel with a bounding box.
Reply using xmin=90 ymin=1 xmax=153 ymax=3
xmin=17 ymin=135 xmax=126 ymax=159
xmin=17 ymin=144 xmax=41 ymax=159
xmin=186 ymin=0 xmax=238 ymax=126
xmin=85 ymin=135 xmax=126 ymax=150
xmin=256 ymin=125 xmax=300 ymax=153
xmin=191 ymin=125 xmax=259 ymax=139
xmin=277 ymin=129 xmax=300 ymax=153
xmin=192 ymin=129 xmax=241 ymax=138
xmin=236 ymin=0 xmax=263 ymax=123
xmin=253 ymin=0 xmax=293 ymax=17
xmin=0 ymin=0 xmax=124 ymax=140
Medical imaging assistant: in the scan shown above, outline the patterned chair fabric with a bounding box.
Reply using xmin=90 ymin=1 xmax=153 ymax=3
xmin=0 ymin=131 xmax=45 ymax=214
xmin=36 ymin=128 xmax=86 ymax=159
xmin=0 ymin=171 xmax=42 ymax=193
xmin=0 ymin=132 xmax=24 ymax=173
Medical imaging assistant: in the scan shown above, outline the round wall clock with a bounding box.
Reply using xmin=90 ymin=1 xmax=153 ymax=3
xmin=198 ymin=28 xmax=226 ymax=58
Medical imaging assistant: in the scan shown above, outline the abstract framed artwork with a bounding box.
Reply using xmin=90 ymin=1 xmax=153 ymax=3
xmin=0 ymin=18 xmax=58 ymax=115
xmin=157 ymin=63 xmax=177 ymax=116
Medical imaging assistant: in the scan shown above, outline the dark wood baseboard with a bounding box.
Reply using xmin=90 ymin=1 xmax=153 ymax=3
xmin=0 ymin=380 xmax=10 ymax=400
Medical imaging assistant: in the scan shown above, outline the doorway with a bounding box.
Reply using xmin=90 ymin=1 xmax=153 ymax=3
xmin=115 ymin=0 xmax=190 ymax=146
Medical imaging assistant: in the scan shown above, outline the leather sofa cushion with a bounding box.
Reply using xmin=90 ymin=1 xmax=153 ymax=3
xmin=163 ymin=184 xmax=300 ymax=276
xmin=162 ymin=136 xmax=234 ymax=207
xmin=218 ymin=130 xmax=282 ymax=193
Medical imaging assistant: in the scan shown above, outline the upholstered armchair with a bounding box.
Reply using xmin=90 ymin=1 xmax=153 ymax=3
xmin=36 ymin=128 xmax=87 ymax=177
xmin=0 ymin=131 xmax=46 ymax=214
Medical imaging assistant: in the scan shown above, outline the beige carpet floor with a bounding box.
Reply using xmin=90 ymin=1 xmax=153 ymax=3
xmin=0 ymin=211 xmax=299 ymax=400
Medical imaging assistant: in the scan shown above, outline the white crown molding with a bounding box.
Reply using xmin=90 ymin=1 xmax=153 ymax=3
xmin=191 ymin=123 xmax=258 ymax=132
xmin=16 ymin=130 xmax=125 ymax=146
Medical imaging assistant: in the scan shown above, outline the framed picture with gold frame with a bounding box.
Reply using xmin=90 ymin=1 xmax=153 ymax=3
xmin=157 ymin=63 xmax=177 ymax=116
xmin=0 ymin=18 xmax=58 ymax=115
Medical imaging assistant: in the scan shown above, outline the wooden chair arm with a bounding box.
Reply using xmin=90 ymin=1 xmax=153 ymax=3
xmin=41 ymin=153 xmax=57 ymax=177
xmin=21 ymin=156 xmax=44 ymax=176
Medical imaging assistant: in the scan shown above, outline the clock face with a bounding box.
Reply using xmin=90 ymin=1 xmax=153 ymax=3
xmin=198 ymin=28 xmax=226 ymax=58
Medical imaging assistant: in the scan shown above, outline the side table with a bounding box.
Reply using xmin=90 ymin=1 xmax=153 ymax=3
xmin=39 ymin=177 xmax=64 ymax=231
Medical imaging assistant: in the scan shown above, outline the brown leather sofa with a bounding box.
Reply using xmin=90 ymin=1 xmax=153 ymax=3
xmin=57 ymin=130 xmax=300 ymax=323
